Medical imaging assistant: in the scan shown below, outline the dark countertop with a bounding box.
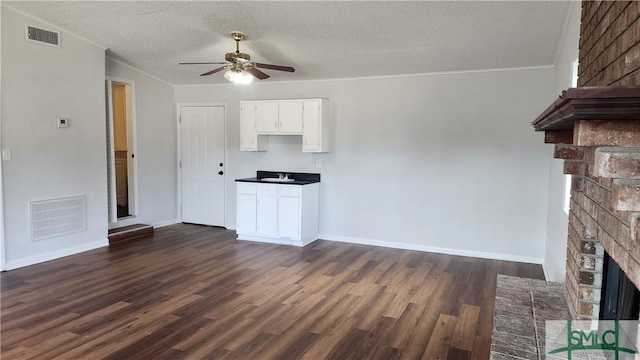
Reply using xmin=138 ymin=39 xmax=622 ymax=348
xmin=235 ymin=177 xmax=319 ymax=185
xmin=235 ymin=171 xmax=320 ymax=185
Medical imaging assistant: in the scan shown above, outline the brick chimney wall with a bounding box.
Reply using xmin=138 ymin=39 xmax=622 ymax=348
xmin=561 ymin=1 xmax=640 ymax=319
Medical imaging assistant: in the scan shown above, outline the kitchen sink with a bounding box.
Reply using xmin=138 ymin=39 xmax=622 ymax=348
xmin=261 ymin=178 xmax=295 ymax=182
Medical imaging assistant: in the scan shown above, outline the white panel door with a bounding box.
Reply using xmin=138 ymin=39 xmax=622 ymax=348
xmin=180 ymin=106 xmax=225 ymax=226
xmin=256 ymin=185 xmax=277 ymax=236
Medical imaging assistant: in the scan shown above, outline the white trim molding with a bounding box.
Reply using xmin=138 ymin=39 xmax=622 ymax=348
xmin=318 ymin=234 xmax=544 ymax=265
xmin=152 ymin=219 xmax=178 ymax=228
xmin=106 ymin=57 xmax=173 ymax=87
xmin=542 ymin=262 xmax=551 ymax=281
xmin=5 ymin=239 xmax=108 ymax=270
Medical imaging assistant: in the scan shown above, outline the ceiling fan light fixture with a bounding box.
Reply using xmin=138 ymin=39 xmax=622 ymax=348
xmin=224 ymin=68 xmax=254 ymax=84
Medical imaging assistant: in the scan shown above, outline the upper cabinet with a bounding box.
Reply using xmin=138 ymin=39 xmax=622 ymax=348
xmin=278 ymin=101 xmax=303 ymax=134
xmin=239 ymin=102 xmax=267 ymax=151
xmin=302 ymin=100 xmax=329 ymax=153
xmin=240 ymin=98 xmax=330 ymax=153
xmin=254 ymin=102 xmax=279 ymax=134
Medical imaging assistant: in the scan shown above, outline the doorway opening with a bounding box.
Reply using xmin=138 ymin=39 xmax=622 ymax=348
xmin=106 ymin=78 xmax=138 ymax=223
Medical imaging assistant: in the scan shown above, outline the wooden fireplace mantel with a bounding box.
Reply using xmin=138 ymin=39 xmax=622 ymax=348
xmin=532 ymin=86 xmax=640 ymax=132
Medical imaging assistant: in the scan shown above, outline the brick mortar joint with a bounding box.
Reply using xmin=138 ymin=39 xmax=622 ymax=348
xmin=582 ymin=177 xmax=612 ymax=192
xmin=581 ymin=194 xmax=624 ymax=223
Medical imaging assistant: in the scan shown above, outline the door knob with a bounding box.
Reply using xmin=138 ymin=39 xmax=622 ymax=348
xmin=218 ymin=171 xmax=224 ymax=175
xmin=219 ymin=162 xmax=223 ymax=167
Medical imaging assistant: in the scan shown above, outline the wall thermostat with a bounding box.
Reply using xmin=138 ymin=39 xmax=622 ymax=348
xmin=57 ymin=118 xmax=69 ymax=128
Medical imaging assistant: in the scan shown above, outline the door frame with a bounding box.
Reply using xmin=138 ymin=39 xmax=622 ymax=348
xmin=0 ymin=110 xmax=5 ymax=271
xmin=176 ymin=103 xmax=228 ymax=227
xmin=106 ymin=76 xmax=139 ymax=222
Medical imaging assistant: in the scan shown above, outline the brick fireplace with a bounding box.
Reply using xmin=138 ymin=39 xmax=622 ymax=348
xmin=534 ymin=1 xmax=640 ymax=321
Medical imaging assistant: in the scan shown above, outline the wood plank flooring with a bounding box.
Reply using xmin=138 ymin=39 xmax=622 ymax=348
xmin=0 ymin=224 xmax=544 ymax=359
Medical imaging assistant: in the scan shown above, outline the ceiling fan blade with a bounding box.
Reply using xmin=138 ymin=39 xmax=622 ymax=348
xmin=180 ymin=62 xmax=228 ymax=65
xmin=244 ymin=67 xmax=270 ymax=80
xmin=200 ymin=66 xmax=227 ymax=76
xmin=254 ymin=63 xmax=295 ymax=72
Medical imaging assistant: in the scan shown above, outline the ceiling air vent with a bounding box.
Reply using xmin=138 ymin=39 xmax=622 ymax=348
xmin=25 ymin=25 xmax=60 ymax=47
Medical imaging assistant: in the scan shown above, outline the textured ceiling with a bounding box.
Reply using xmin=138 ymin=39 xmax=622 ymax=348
xmin=5 ymin=1 xmax=571 ymax=85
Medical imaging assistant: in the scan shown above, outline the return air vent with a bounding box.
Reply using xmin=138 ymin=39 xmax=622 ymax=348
xmin=25 ymin=25 xmax=60 ymax=47
xmin=30 ymin=196 xmax=86 ymax=241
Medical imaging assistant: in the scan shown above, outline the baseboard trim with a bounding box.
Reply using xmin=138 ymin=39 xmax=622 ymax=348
xmin=541 ymin=262 xmax=551 ymax=281
xmin=318 ymin=234 xmax=544 ymax=265
xmin=237 ymin=234 xmax=315 ymax=247
xmin=152 ymin=219 xmax=178 ymax=228
xmin=225 ymin=223 xmax=236 ymax=231
xmin=6 ymin=239 xmax=109 ymax=270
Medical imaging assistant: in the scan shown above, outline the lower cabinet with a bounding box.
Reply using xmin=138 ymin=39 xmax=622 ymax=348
xmin=256 ymin=185 xmax=278 ymax=236
xmin=236 ymin=182 xmax=319 ymax=246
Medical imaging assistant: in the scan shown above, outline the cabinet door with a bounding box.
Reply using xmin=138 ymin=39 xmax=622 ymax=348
xmin=255 ymin=102 xmax=279 ymax=134
xmin=237 ymin=193 xmax=257 ymax=234
xmin=302 ymin=100 xmax=320 ymax=152
xmin=240 ymin=103 xmax=257 ymax=151
xmin=278 ymin=194 xmax=300 ymax=239
xmin=278 ymin=101 xmax=303 ymax=134
xmin=256 ymin=185 xmax=278 ymax=236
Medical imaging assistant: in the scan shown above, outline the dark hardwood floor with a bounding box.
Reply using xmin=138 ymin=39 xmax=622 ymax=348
xmin=0 ymin=224 xmax=544 ymax=359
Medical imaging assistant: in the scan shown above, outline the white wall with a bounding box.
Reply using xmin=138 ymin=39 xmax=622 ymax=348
xmin=105 ymin=58 xmax=177 ymax=228
xmin=175 ymin=67 xmax=555 ymax=262
xmin=544 ymin=1 xmax=581 ymax=281
xmin=1 ymin=6 xmax=108 ymax=268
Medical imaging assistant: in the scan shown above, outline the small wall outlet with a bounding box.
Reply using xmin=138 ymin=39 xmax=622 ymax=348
xmin=315 ymin=159 xmax=322 ymax=168
xmin=57 ymin=118 xmax=69 ymax=128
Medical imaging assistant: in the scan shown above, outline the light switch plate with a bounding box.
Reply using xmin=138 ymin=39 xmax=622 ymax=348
xmin=2 ymin=148 xmax=11 ymax=161
xmin=315 ymin=159 xmax=322 ymax=168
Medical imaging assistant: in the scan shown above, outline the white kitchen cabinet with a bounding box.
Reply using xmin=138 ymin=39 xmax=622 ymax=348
xmin=302 ymin=99 xmax=330 ymax=153
xmin=239 ymin=102 xmax=267 ymax=151
xmin=236 ymin=183 xmax=257 ymax=234
xmin=255 ymin=102 xmax=279 ymax=134
xmin=277 ymin=186 xmax=301 ymax=238
xmin=256 ymin=184 xmax=278 ymax=236
xmin=236 ymin=182 xmax=319 ymax=246
xmin=239 ymin=98 xmax=330 ymax=152
xmin=278 ymin=101 xmax=303 ymax=134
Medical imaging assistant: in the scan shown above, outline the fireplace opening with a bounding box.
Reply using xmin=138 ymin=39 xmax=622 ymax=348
xmin=600 ymin=252 xmax=640 ymax=320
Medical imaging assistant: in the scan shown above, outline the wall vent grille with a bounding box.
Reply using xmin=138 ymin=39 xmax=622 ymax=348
xmin=30 ymin=196 xmax=86 ymax=241
xmin=25 ymin=25 xmax=60 ymax=47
